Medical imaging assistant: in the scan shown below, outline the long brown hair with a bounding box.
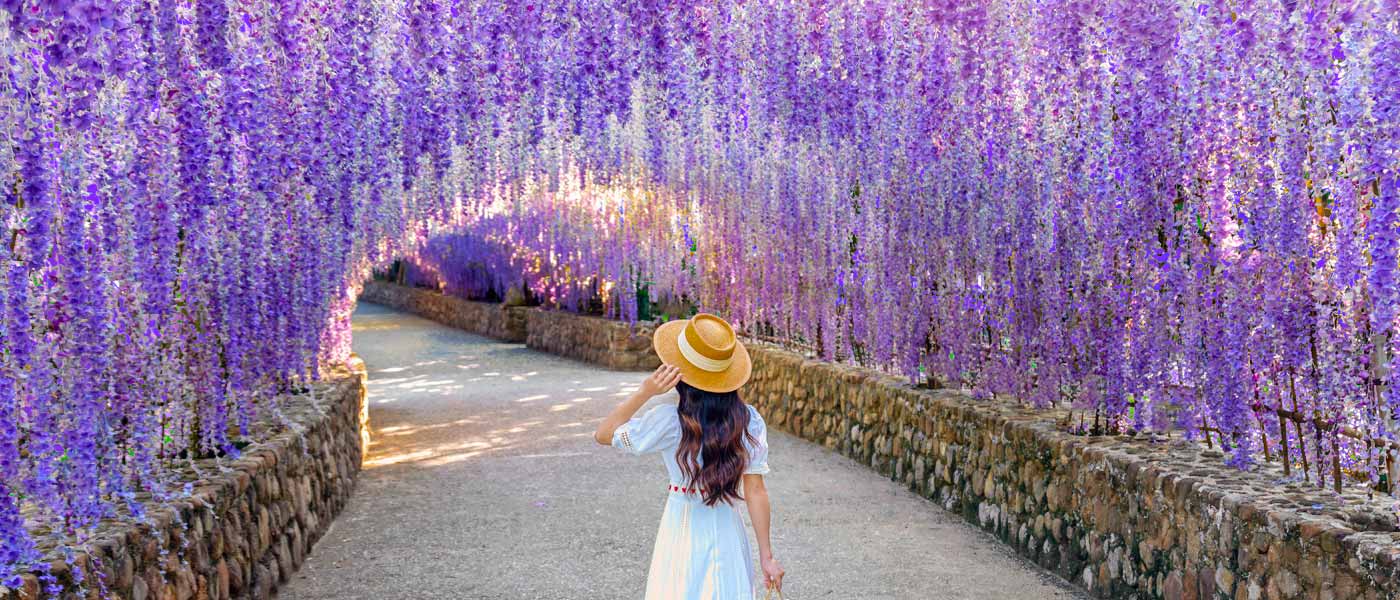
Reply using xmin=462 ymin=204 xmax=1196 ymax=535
xmin=674 ymin=381 xmax=755 ymax=506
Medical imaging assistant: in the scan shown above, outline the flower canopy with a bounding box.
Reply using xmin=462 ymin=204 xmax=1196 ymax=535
xmin=2 ymin=0 xmax=1399 ymax=591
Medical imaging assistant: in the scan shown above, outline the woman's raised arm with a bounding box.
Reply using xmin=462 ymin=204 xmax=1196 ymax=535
xmin=594 ymin=364 xmax=682 ymax=445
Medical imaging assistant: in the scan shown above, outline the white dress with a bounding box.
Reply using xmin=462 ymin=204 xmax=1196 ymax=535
xmin=611 ymin=403 xmax=771 ymax=600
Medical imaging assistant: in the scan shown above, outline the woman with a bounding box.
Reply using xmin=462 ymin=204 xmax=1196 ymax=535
xmin=594 ymin=313 xmax=786 ymax=599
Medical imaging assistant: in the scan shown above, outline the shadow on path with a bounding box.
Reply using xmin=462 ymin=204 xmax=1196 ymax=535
xmin=279 ymin=302 xmax=1088 ymax=600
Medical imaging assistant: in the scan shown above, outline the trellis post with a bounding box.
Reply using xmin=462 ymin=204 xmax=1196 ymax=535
xmin=1374 ymin=330 xmax=1395 ymax=497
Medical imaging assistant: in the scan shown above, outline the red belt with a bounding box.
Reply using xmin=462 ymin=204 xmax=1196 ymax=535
xmin=667 ymin=484 xmax=706 ymax=494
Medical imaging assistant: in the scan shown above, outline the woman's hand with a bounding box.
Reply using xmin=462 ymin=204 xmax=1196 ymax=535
xmin=638 ymin=364 xmax=682 ymax=398
xmin=761 ymin=555 xmax=785 ymax=592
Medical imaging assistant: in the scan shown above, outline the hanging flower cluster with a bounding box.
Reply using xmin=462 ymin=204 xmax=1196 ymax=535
xmin=0 ymin=0 xmax=429 ymax=589
xmin=3 ymin=0 xmax=1400 ymax=591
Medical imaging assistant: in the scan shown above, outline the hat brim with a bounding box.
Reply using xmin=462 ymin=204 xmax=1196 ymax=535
xmin=652 ymin=319 xmax=752 ymax=393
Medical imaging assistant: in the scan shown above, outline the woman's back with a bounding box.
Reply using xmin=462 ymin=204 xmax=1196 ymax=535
xmin=613 ymin=402 xmax=771 ymax=499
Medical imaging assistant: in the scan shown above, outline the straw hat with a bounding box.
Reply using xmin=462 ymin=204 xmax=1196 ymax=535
xmin=652 ymin=313 xmax=752 ymax=393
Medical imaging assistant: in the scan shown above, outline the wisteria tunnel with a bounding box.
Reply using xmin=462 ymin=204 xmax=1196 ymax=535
xmin=3 ymin=1 xmax=1400 ymax=599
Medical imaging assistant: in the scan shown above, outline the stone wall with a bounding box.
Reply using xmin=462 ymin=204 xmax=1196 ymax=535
xmin=741 ymin=346 xmax=1400 ymax=600
xmin=361 ymin=280 xmax=657 ymax=370
xmin=357 ymin=282 xmax=1400 ymax=599
xmin=524 ymin=309 xmax=660 ymax=370
xmin=360 ymin=280 xmax=527 ymax=342
xmin=4 ymin=361 xmax=368 ymax=600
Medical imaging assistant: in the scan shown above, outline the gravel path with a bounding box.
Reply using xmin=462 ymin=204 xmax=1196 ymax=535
xmin=279 ymin=303 xmax=1088 ymax=600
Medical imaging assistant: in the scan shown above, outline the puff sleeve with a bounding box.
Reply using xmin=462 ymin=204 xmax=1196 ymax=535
xmin=743 ymin=405 xmax=770 ymax=475
xmin=611 ymin=404 xmax=681 ymax=455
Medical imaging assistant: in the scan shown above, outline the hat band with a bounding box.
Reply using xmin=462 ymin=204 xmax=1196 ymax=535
xmin=677 ymin=328 xmax=733 ymax=372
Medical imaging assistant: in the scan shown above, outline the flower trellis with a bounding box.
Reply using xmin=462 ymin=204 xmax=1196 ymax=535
xmin=2 ymin=0 xmax=1400 ymax=592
